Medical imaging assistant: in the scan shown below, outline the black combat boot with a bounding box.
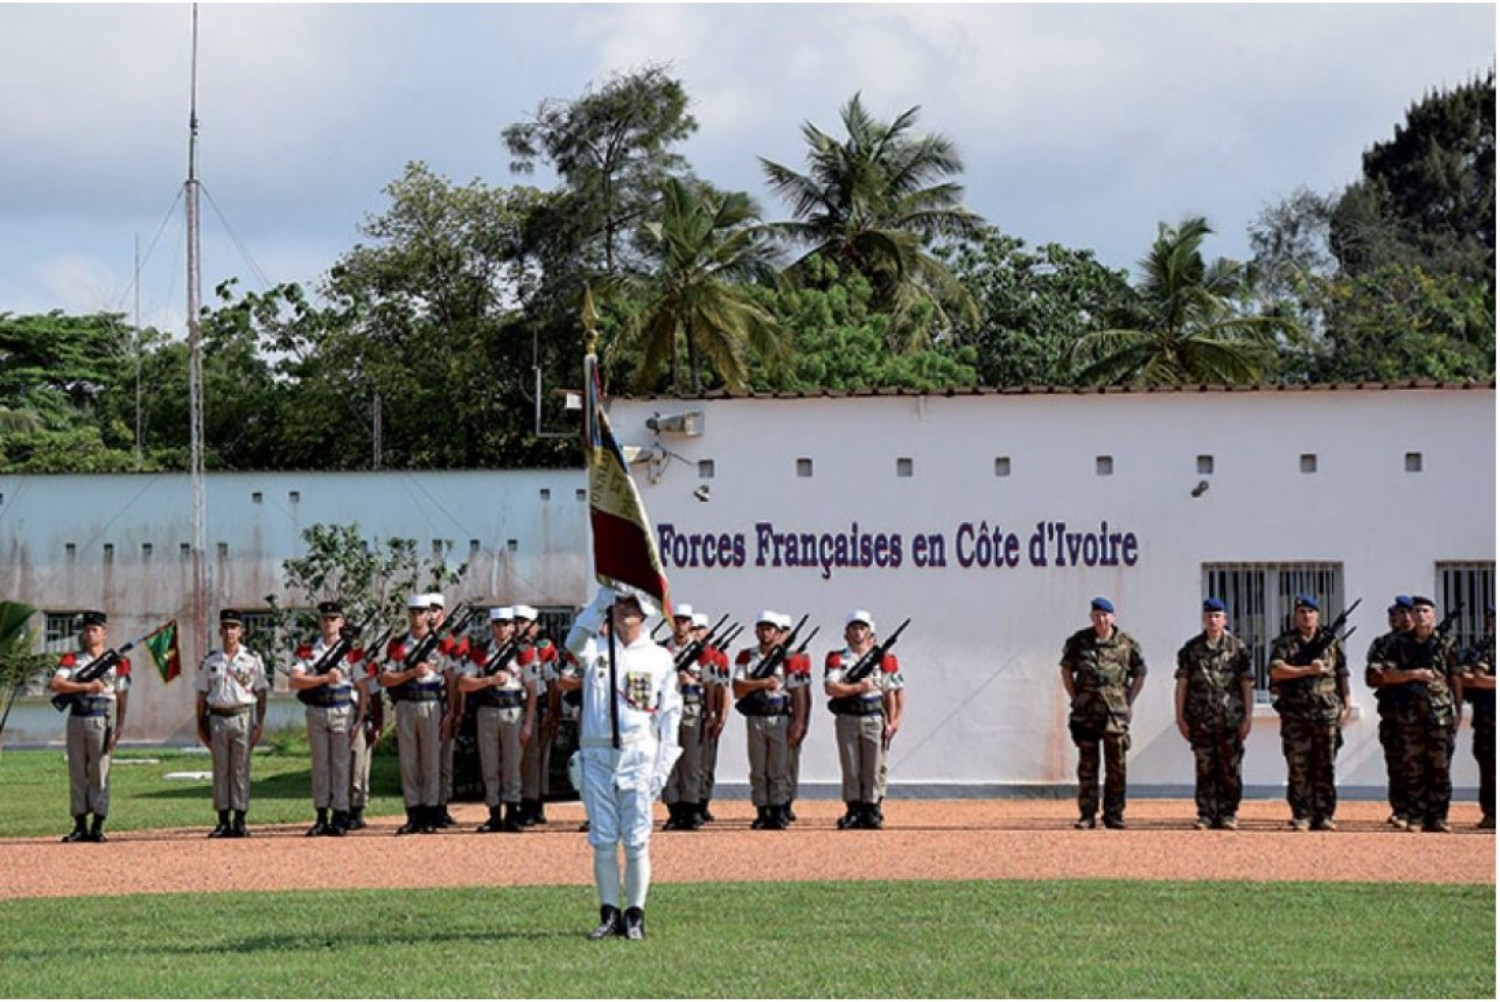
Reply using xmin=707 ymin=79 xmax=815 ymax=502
xmin=396 ymin=806 xmax=420 ymax=835
xmin=502 ymin=802 xmax=525 ymax=832
xmin=519 ymin=799 xmax=539 ymax=827
xmin=750 ymin=805 xmax=768 ymax=830
xmin=533 ymin=800 xmax=548 ymax=825
xmin=477 ymin=805 xmax=503 ymax=833
xmin=435 ymin=804 xmax=455 ymax=828
xmin=231 ymin=810 xmax=249 ymax=838
xmin=623 ymin=907 xmax=646 ymax=941
xmin=785 ymin=801 xmax=797 ymax=823
xmin=837 ymin=802 xmax=859 ymax=829
xmin=307 ymin=808 xmax=331 ymax=837
xmin=861 ymin=802 xmax=883 ymax=830
xmin=699 ymin=799 xmax=715 ymax=823
xmin=765 ymin=804 xmax=788 ymax=830
xmin=682 ymin=803 xmax=703 ymax=831
xmin=588 ymin=905 xmax=623 ymax=940
xmin=347 ymin=806 xmax=367 ymax=831
xmin=62 ymin=815 xmax=89 ymax=843
xmin=328 ymin=810 xmax=349 ymax=836
xmin=88 ymin=814 xmax=108 ymax=842
xmin=209 ymin=809 xmax=232 ymax=838
xmin=419 ymin=805 xmax=438 ymax=834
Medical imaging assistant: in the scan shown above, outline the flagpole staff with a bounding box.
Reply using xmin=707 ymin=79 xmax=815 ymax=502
xmin=582 ymin=287 xmax=622 ymax=751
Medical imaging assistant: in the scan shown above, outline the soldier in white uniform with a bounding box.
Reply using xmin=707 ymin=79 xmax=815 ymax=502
xmin=732 ymin=611 xmax=795 ymax=830
xmin=49 ymin=610 xmax=130 ymax=843
xmin=380 ymin=594 xmax=447 ymax=835
xmin=823 ymin=610 xmax=905 ymax=830
xmin=287 ymin=599 xmax=360 ymax=836
xmin=564 ymin=589 xmax=681 ymax=941
xmin=460 ymin=606 xmax=536 ymax=833
xmin=195 ymin=609 xmax=269 ymax=838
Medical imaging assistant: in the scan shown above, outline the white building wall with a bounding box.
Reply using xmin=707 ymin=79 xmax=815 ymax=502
xmin=0 ymin=470 xmax=589 ymax=743
xmin=3 ymin=387 xmax=1492 ymax=799
xmin=607 ymin=388 xmax=1495 ymax=796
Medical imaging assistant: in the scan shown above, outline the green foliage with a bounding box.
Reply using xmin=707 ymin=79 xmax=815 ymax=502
xmin=1073 ymin=217 xmax=1301 ymax=386
xmin=0 ymin=878 xmax=1489 ymax=997
xmin=761 ymin=93 xmax=985 ymax=348
xmin=941 ymin=229 xmax=1134 ymax=386
xmin=747 ymin=257 xmax=977 ymax=391
xmin=266 ymin=522 xmax=473 ymax=651
xmin=0 ymin=601 xmax=52 ymax=744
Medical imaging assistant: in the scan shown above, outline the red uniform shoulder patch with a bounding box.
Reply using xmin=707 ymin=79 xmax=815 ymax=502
xmin=58 ymin=652 xmax=78 ymax=669
xmin=386 ymin=638 xmax=406 ymax=661
xmin=735 ymin=649 xmax=754 ymax=666
xmin=295 ymin=643 xmax=314 ymax=661
xmin=517 ymin=647 xmax=537 ymax=667
xmin=881 ymin=654 xmax=900 ymax=673
xmin=117 ymin=656 xmax=131 ymax=677
xmin=824 ymin=651 xmax=844 ymax=669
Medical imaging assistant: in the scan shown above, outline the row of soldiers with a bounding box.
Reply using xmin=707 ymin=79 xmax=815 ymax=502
xmin=1062 ymin=593 xmax=1495 ymax=832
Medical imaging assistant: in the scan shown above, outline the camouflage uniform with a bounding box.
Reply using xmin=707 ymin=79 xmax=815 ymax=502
xmin=1268 ymin=629 xmax=1347 ymax=827
xmin=1061 ymin=626 xmax=1146 ymax=827
xmin=1365 ymin=626 xmax=1411 ymax=824
xmin=1174 ymin=630 xmax=1252 ymax=826
xmin=1463 ymin=629 xmax=1495 ymax=824
xmin=1374 ymin=631 xmax=1459 ymax=830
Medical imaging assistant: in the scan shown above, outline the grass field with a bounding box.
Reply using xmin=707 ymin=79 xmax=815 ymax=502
xmin=0 ymin=880 xmax=1491 ymax=997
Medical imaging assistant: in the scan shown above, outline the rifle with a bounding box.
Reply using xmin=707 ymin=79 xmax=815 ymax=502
xmin=303 ymin=618 xmax=370 ymax=676
xmin=827 ymin=618 xmax=912 ymax=714
xmin=50 ymin=627 xmax=157 ymax=713
xmin=672 ymin=613 xmax=730 ymax=672
xmin=733 ymin=613 xmax=810 ymax=716
xmin=401 ymin=604 xmax=479 ymax=672
xmin=479 ymin=634 xmax=527 ymax=677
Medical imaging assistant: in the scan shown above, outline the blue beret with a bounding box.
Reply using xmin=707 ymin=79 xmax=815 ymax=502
xmin=1394 ymin=595 xmax=1414 ymax=610
xmin=1202 ymin=598 xmax=1225 ymax=613
xmin=1090 ymin=597 xmax=1114 ymax=614
xmin=1410 ymin=595 xmax=1436 ymax=609
xmin=1294 ymin=594 xmax=1319 ymax=611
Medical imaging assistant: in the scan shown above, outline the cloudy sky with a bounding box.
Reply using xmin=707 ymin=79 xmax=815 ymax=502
xmin=1 ymin=3 xmax=1492 ymax=333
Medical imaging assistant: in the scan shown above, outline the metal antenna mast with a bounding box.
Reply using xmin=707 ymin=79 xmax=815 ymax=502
xmin=186 ymin=2 xmax=209 ymax=658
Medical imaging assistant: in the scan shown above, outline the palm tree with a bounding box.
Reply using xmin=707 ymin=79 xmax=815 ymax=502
xmin=0 ymin=601 xmax=51 ymax=746
xmin=760 ymin=93 xmax=985 ymax=346
xmin=626 ymin=178 xmax=791 ymax=394
xmin=1071 ymin=217 xmax=1300 ymax=386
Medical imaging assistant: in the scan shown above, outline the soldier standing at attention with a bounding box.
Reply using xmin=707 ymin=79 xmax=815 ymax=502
xmin=1456 ymin=603 xmax=1495 ymax=829
xmin=1268 ymin=594 xmax=1350 ymax=832
xmin=1371 ymin=595 xmax=1461 ymax=832
xmin=1173 ymin=598 xmax=1253 ymax=830
xmin=563 ymin=590 xmax=682 ymax=941
xmin=430 ymin=593 xmax=462 ymax=828
xmin=696 ymin=612 xmax=731 ymax=824
xmin=50 ymin=610 xmax=129 ymax=843
xmin=733 ymin=611 xmax=796 ymax=830
xmin=461 ymin=607 xmax=534 ymax=833
xmin=347 ymin=634 xmax=383 ymax=831
xmin=1059 ymin=597 xmax=1146 ymax=830
xmin=1366 ymin=596 xmax=1415 ymax=829
xmin=515 ymin=604 xmax=560 ymax=826
xmin=287 ymin=600 xmax=360 ymax=836
xmin=823 ymin=610 xmax=904 ymax=830
xmin=195 ymin=609 xmax=269 ymax=838
xmin=662 ymin=605 xmax=707 ymax=831
xmin=783 ymin=613 xmax=812 ymax=825
xmin=380 ymin=594 xmax=446 ymax=835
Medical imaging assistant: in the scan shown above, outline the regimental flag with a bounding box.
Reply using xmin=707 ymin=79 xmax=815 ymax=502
xmin=145 ymin=619 xmax=182 ymax=684
xmin=584 ymin=316 xmax=671 ymax=615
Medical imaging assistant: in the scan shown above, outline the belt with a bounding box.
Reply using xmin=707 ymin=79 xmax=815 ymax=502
xmin=682 ymin=685 xmax=703 ymax=697
xmin=209 ymin=705 xmax=253 ymax=717
xmin=397 ymin=691 xmax=443 ymax=703
xmin=70 ymin=709 xmax=109 ymax=719
xmin=307 ymin=699 xmax=354 ymax=710
xmin=478 ymin=693 xmax=526 ymax=710
xmin=838 ymin=705 xmax=885 ymax=717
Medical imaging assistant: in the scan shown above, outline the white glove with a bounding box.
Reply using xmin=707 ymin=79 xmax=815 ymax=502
xmin=566 ymin=586 xmax=615 ymax=657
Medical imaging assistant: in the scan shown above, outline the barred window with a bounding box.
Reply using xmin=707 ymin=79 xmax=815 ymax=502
xmin=235 ymin=610 xmax=285 ymax=692
xmin=1201 ymin=562 xmax=1346 ymax=699
xmin=43 ymin=611 xmax=80 ymax=653
xmin=1435 ymin=561 xmax=1495 ymax=653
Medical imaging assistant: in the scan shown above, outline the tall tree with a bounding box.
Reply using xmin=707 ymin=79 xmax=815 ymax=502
xmin=622 ymin=178 xmax=790 ymax=394
xmin=941 ymin=229 xmax=1134 ymax=386
xmin=1073 ymin=217 xmax=1298 ymax=386
xmin=503 ymin=65 xmax=698 ymax=278
xmin=760 ymin=93 xmax=985 ymax=347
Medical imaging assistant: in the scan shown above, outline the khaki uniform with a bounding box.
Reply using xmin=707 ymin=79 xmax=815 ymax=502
xmin=662 ymin=642 xmax=707 ymax=809
xmin=824 ymin=647 xmax=904 ymax=804
xmin=1061 ymin=626 xmax=1146 ymax=825
xmin=465 ymin=641 xmax=533 ymax=809
xmin=290 ymin=637 xmax=358 ymax=815
xmin=383 ymin=632 xmax=446 ymax=811
xmin=732 ymin=647 xmax=794 ymax=811
xmin=518 ymin=640 xmax=559 ymax=818
xmin=53 ymin=650 xmax=131 ymax=819
xmin=196 ymin=646 xmax=269 ymax=813
xmin=699 ymin=647 xmax=730 ymax=809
